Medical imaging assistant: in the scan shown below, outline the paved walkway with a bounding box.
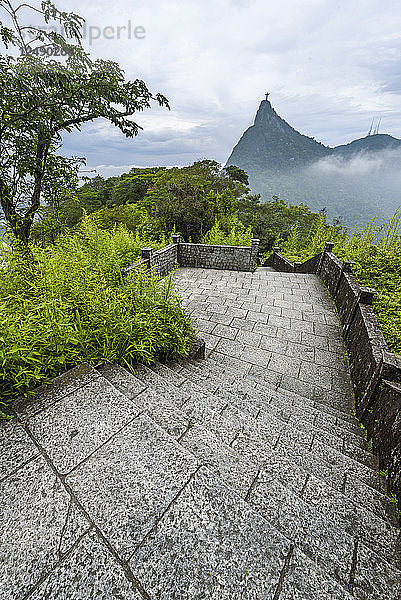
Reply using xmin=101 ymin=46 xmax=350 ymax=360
xmin=0 ymin=267 xmax=400 ymax=599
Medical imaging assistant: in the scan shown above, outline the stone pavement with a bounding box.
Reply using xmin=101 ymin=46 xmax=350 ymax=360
xmin=0 ymin=266 xmax=400 ymax=599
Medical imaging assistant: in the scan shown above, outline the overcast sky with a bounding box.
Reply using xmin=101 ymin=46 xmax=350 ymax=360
xmin=54 ymin=0 xmax=401 ymax=177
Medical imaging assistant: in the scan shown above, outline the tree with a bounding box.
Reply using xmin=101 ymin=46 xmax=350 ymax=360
xmin=223 ymin=165 xmax=249 ymax=185
xmin=146 ymin=161 xmax=249 ymax=241
xmin=110 ymin=167 xmax=165 ymax=206
xmin=0 ymin=0 xmax=168 ymax=247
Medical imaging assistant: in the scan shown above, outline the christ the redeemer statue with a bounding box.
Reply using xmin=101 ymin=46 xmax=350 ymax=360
xmin=265 ymin=92 xmax=270 ymax=100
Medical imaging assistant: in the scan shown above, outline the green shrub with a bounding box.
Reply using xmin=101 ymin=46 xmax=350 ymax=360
xmin=201 ymin=216 xmax=253 ymax=246
xmin=0 ymin=217 xmax=194 ymax=417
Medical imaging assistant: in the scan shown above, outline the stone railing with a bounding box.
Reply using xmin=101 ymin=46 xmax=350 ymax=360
xmin=265 ymin=243 xmax=401 ymax=504
xmin=128 ymin=234 xmax=260 ymax=275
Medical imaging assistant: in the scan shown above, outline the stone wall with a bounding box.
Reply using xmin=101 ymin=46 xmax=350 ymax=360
xmin=264 ymin=247 xmax=296 ymax=273
xmin=142 ymin=244 xmax=179 ymax=277
xmin=127 ymin=236 xmax=260 ymax=277
xmin=265 ymin=242 xmax=401 ymax=505
xmin=364 ymin=379 xmax=401 ymax=498
xmin=177 ymin=238 xmax=259 ymax=272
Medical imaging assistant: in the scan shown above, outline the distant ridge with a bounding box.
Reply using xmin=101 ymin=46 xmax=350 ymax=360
xmin=332 ymin=133 xmax=401 ymax=156
xmin=226 ymin=99 xmax=401 ymax=226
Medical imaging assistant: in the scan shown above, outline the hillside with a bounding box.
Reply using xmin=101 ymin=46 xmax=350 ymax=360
xmin=228 ymin=99 xmax=330 ymax=172
xmin=226 ymin=100 xmax=401 ymax=226
xmin=333 ymin=133 xmax=401 ymax=156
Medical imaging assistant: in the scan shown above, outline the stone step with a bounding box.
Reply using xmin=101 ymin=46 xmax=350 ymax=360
xmin=172 ymin=356 xmax=363 ymax=445
xmin=150 ymin=362 xmax=380 ymax=478
xmin=189 ymin=356 xmax=365 ymax=439
xmin=99 ymin=364 xmax=401 ymax=598
xmin=159 ymin=363 xmax=376 ymax=483
xmin=132 ymin=466 xmax=355 ymax=600
xmin=100 ymin=364 xmax=398 ymax=540
xmin=207 ymin=349 xmax=356 ymax=419
xmin=195 ymin=365 xmax=373 ymax=466
xmin=14 ymin=363 xmax=355 ymax=600
xmin=191 ymin=352 xmax=364 ymax=435
xmin=130 ymin=364 xmax=396 ymax=526
xmin=173 ymin=352 xmax=365 ymax=440
xmin=216 ymin=386 xmax=376 ymax=469
xmin=246 ymin=474 xmax=401 ymax=600
xmin=169 ymin=360 xmax=370 ymax=458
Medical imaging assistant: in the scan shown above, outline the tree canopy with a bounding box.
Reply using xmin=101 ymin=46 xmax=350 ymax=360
xmin=0 ymin=0 xmax=168 ymax=246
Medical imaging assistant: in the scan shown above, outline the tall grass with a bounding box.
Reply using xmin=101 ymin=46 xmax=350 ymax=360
xmin=278 ymin=209 xmax=401 ymax=353
xmin=201 ymin=215 xmax=253 ymax=246
xmin=0 ymin=217 xmax=194 ymax=416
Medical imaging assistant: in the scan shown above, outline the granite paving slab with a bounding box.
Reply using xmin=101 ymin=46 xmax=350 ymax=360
xmin=65 ymin=414 xmax=199 ymax=560
xmin=26 ymin=375 xmax=142 ymax=474
xmin=302 ymin=475 xmax=401 ymax=560
xmin=247 ymin=476 xmax=400 ymax=599
xmin=97 ymin=363 xmax=147 ymax=399
xmin=130 ymin=466 xmax=290 ymax=600
xmin=0 ymin=419 xmax=38 ymax=481
xmin=179 ymin=424 xmax=259 ymax=497
xmin=12 ymin=363 xmax=101 ymax=421
xmin=279 ymin=547 xmax=353 ymax=600
xmin=27 ymin=531 xmax=143 ymax=599
xmin=0 ymin=456 xmax=89 ymax=600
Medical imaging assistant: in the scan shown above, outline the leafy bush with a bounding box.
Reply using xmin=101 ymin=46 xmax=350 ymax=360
xmin=92 ymin=204 xmax=160 ymax=235
xmin=0 ymin=217 xmax=194 ymax=417
xmin=235 ymin=195 xmax=340 ymax=254
xmin=276 ymin=210 xmax=401 ymax=353
xmin=201 ymin=215 xmax=253 ymax=246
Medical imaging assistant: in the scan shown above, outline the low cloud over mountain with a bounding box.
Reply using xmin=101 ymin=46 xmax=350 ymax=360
xmin=226 ymin=99 xmax=401 ymax=226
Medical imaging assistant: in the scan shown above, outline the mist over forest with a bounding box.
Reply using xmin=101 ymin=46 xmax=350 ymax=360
xmin=249 ymin=148 xmax=401 ymax=227
xmin=227 ymin=99 xmax=401 ymax=228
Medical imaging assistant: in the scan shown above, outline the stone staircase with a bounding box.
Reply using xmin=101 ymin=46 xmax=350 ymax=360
xmin=1 ymin=266 xmax=400 ymax=599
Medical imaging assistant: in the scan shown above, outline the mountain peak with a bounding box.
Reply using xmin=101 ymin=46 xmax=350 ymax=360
xmin=254 ymin=99 xmax=275 ymax=125
xmin=225 ymin=97 xmax=401 ymax=227
xmin=226 ymin=98 xmax=328 ymax=172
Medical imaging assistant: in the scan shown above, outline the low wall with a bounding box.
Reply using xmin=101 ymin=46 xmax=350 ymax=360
xmin=265 ymin=243 xmax=401 ymax=506
xmin=153 ymin=244 xmax=178 ymax=276
xmin=265 ymin=246 xmax=296 ymax=272
xmin=178 ymin=238 xmax=259 ymax=272
xmin=365 ymin=379 xmax=401 ymax=498
xmin=129 ymin=235 xmax=260 ymax=276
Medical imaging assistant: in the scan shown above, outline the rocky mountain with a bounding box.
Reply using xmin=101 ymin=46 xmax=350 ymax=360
xmin=332 ymin=133 xmax=401 ymax=157
xmin=226 ymin=99 xmax=401 ymax=226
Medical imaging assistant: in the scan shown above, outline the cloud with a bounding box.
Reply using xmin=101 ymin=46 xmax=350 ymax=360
xmin=310 ymin=149 xmax=401 ymax=176
xmin=12 ymin=0 xmax=401 ymax=170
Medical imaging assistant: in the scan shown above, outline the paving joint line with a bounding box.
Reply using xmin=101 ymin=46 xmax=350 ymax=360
xmin=177 ymin=420 xmax=194 ymax=442
xmin=19 ymin=414 xmax=153 ymax=600
xmin=244 ymin=469 xmax=260 ymax=502
xmin=0 ymin=452 xmax=40 ymax=484
xmin=59 ymin=410 xmax=144 ymax=478
xmin=348 ymin=538 xmax=359 ymax=595
xmin=272 ymin=543 xmax=295 ymax=600
xmin=22 ymin=527 xmax=93 ymax=600
xmin=128 ymin=465 xmax=202 ymax=560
